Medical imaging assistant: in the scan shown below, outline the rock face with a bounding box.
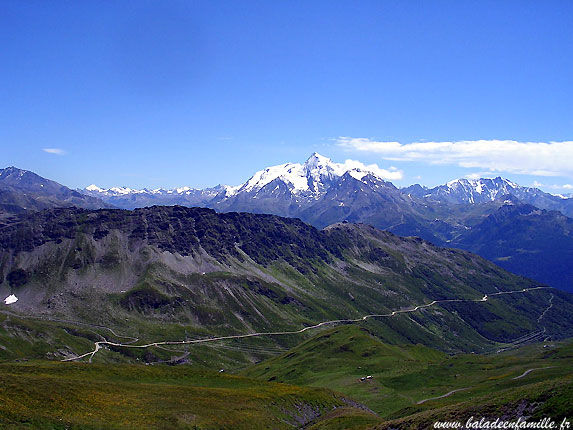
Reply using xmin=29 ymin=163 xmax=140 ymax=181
xmin=1 ymin=206 xmax=572 ymax=357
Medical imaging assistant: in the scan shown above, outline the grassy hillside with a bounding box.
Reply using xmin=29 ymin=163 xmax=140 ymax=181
xmin=2 ymin=327 xmax=568 ymax=430
xmin=244 ymin=325 xmax=573 ymax=422
xmin=0 ymin=361 xmax=374 ymax=430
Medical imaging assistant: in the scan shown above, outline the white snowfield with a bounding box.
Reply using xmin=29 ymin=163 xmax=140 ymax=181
xmin=3 ymin=294 xmax=18 ymax=305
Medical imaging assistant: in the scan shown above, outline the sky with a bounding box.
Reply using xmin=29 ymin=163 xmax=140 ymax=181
xmin=1 ymin=0 xmax=572 ymax=193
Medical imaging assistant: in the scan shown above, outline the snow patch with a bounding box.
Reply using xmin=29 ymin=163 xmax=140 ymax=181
xmin=4 ymin=294 xmax=18 ymax=305
xmin=220 ymin=185 xmax=240 ymax=197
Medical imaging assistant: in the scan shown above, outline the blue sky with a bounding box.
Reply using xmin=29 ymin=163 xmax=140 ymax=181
xmin=1 ymin=1 xmax=572 ymax=192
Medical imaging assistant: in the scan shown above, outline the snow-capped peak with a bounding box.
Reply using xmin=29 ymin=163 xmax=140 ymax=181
xmin=83 ymin=185 xmax=139 ymax=197
xmin=303 ymin=153 xmax=336 ymax=175
xmin=109 ymin=186 xmax=143 ymax=195
xmin=239 ymin=153 xmax=385 ymax=196
xmin=80 ymin=153 xmax=399 ymax=205
xmin=446 ymin=177 xmax=518 ymax=190
xmin=82 ymin=183 xmax=235 ymax=199
xmin=430 ymin=177 xmax=525 ymax=204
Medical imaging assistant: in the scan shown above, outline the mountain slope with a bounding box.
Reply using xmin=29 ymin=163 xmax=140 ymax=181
xmin=0 ymin=167 xmax=111 ymax=212
xmin=451 ymin=203 xmax=573 ymax=292
xmin=1 ymin=206 xmax=572 ymax=365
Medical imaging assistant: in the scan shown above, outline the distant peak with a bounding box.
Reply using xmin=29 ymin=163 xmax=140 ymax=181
xmin=85 ymin=184 xmax=103 ymax=192
xmin=0 ymin=166 xmax=42 ymax=180
xmin=304 ymin=152 xmax=332 ymax=166
xmin=1 ymin=166 xmax=25 ymax=174
xmin=446 ymin=178 xmax=464 ymax=187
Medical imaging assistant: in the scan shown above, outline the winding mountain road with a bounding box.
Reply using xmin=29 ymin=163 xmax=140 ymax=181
xmin=512 ymin=366 xmax=554 ymax=380
xmin=62 ymin=286 xmax=550 ymax=362
xmin=417 ymin=388 xmax=470 ymax=405
xmin=537 ymin=294 xmax=554 ymax=323
xmin=416 ymin=291 xmax=556 ymax=406
xmin=416 ymin=365 xmax=556 ymax=406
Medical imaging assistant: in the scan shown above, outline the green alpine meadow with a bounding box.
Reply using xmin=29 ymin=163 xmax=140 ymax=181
xmin=1 ymin=206 xmax=571 ymax=428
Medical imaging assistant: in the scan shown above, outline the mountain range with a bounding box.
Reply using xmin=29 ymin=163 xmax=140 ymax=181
xmin=2 ymin=205 xmax=571 ymax=358
xmin=82 ymin=153 xmax=573 ymax=292
xmin=1 ymin=164 xmax=572 ymax=428
xmin=1 ymin=156 xmax=572 ymax=292
xmin=82 ymin=153 xmax=573 ymax=218
xmin=403 ymin=176 xmax=573 ymax=216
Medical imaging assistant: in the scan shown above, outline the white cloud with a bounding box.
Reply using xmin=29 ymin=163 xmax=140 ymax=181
xmin=464 ymin=171 xmax=497 ymax=180
xmin=42 ymin=148 xmax=67 ymax=155
xmin=337 ymin=137 xmax=573 ymax=177
xmin=339 ymin=158 xmax=403 ymax=180
xmin=464 ymin=173 xmax=481 ymax=180
xmin=532 ymin=181 xmax=573 ymax=190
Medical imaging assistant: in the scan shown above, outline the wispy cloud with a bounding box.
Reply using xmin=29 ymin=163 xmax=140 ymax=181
xmin=464 ymin=171 xmax=498 ymax=180
xmin=337 ymin=138 xmax=573 ymax=177
xmin=42 ymin=148 xmax=67 ymax=155
xmin=532 ymin=181 xmax=573 ymax=190
xmin=464 ymin=173 xmax=482 ymax=180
